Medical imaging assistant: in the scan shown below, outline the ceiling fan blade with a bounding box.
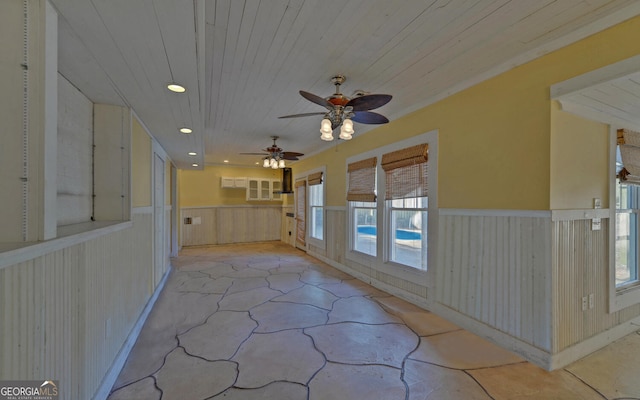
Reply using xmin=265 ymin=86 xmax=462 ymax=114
xmin=279 ymin=112 xmax=327 ymax=119
xmin=351 ymin=111 xmax=389 ymax=124
xmin=300 ymin=90 xmax=333 ymax=109
xmin=282 ymin=155 xmax=299 ymax=161
xmin=278 ymin=112 xmax=326 ymax=118
xmin=239 ymin=152 xmax=269 ymax=156
xmin=282 ymin=151 xmax=304 ymax=159
xmin=346 ymin=94 xmax=392 ymax=111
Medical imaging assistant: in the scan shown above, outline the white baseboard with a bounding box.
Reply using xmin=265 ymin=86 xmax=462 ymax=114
xmin=92 ymin=266 xmax=172 ymax=400
xmin=427 ymin=302 xmax=553 ymax=370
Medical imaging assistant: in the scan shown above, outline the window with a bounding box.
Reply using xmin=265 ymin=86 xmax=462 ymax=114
xmin=382 ymin=144 xmax=429 ymax=270
xmin=352 ymin=201 xmax=377 ymax=256
xmin=308 ymin=172 xmax=324 ymax=241
xmin=615 ymin=183 xmax=639 ymax=286
xmin=610 ymin=128 xmax=640 ymax=312
xmin=615 ymin=129 xmax=640 ymax=288
xmin=345 ymin=131 xmax=437 ymax=281
xmin=347 ymin=157 xmax=377 ymax=257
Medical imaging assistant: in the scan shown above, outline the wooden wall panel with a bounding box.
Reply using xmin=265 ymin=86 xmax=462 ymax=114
xmin=0 ymin=213 xmax=154 ymax=400
xmin=217 ymin=207 xmax=281 ymax=244
xmin=552 ymin=218 xmax=640 ymax=352
xmin=181 ymin=206 xmax=281 ymax=246
xmin=181 ymin=208 xmax=217 ymax=246
xmin=437 ymin=213 xmax=552 ymax=351
xmin=303 ymin=208 xmax=640 ymax=367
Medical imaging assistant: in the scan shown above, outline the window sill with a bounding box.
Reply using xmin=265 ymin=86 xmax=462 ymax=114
xmin=0 ymin=220 xmax=132 ymax=270
xmin=611 ymin=282 xmax=640 ymax=312
xmin=308 ymin=236 xmax=326 ymax=250
xmin=345 ymin=249 xmax=430 ymax=287
xmin=380 ymin=260 xmax=429 ymax=286
xmin=346 ymin=249 xmax=377 ymax=266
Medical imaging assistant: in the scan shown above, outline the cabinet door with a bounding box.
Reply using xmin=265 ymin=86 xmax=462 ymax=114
xmin=221 ymin=177 xmax=235 ymax=188
xmin=247 ymin=179 xmax=259 ymax=200
xmin=260 ymin=180 xmax=271 ymax=200
xmin=271 ymin=180 xmax=282 ymax=200
xmin=234 ymin=177 xmax=247 ymax=188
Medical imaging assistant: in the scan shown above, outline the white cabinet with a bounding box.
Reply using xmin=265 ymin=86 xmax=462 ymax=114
xmin=271 ymin=180 xmax=282 ymax=200
xmin=221 ymin=177 xmax=247 ymax=188
xmin=246 ymin=178 xmax=282 ymax=201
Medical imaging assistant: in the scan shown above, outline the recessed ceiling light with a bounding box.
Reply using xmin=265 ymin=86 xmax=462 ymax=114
xmin=223 ymin=160 xmax=229 ymax=163
xmin=180 ymin=127 xmax=192 ymax=134
xmin=188 ymin=152 xmax=197 ymax=156
xmin=192 ymin=163 xmax=198 ymax=167
xmin=167 ymin=83 xmax=186 ymax=93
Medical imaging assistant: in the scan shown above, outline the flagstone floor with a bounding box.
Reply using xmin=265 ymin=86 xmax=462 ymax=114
xmin=107 ymin=242 xmax=640 ymax=400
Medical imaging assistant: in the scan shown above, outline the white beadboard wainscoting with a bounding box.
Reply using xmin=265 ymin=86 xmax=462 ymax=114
xmin=434 ymin=209 xmax=554 ymax=367
xmin=304 ymin=207 xmax=640 ymax=370
xmin=0 ymin=211 xmax=167 ymax=400
xmin=181 ymin=206 xmax=282 ymax=246
xmin=551 ymin=213 xmax=640 ymax=368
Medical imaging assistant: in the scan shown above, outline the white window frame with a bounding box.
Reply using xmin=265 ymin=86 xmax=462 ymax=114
xmin=609 ymin=127 xmax=640 ymax=312
xmin=306 ymin=166 xmax=326 ymax=250
xmin=384 ymin=197 xmax=428 ymax=271
xmin=346 ymin=130 xmax=438 ymax=284
xmin=349 ymin=200 xmax=379 ymax=259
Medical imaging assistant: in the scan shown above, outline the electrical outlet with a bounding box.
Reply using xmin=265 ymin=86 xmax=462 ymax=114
xmin=582 ymin=296 xmax=588 ymax=311
xmin=589 ymin=293 xmax=595 ymax=309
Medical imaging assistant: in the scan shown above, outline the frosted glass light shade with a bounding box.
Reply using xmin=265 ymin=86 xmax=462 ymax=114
xmin=342 ymin=118 xmax=354 ymax=133
xmin=320 ymin=118 xmax=333 ymax=140
xmin=339 ymin=119 xmax=354 ymax=140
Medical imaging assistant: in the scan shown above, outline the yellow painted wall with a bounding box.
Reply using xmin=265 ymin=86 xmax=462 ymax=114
xmin=131 ymin=117 xmax=151 ymax=207
xmin=293 ymin=15 xmax=640 ymax=210
xmin=179 ymin=165 xmax=284 ymax=207
xmin=550 ymin=101 xmax=610 ymax=209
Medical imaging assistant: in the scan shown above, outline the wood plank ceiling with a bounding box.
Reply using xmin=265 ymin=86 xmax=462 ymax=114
xmin=50 ymin=0 xmax=640 ymax=169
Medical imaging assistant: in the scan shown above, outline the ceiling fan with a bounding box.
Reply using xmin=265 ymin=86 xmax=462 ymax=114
xmin=279 ymin=75 xmax=392 ymax=141
xmin=240 ymin=136 xmax=303 ymax=168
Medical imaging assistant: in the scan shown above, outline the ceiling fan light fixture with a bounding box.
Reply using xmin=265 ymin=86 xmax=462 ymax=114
xmin=280 ymin=76 xmax=391 ymax=144
xmin=278 ymin=159 xmax=286 ymax=168
xmin=271 ymin=159 xmax=279 ymax=169
xmin=263 ymin=158 xmax=270 ymax=168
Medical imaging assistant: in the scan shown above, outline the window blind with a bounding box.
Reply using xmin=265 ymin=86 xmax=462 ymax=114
xmin=381 ymin=144 xmax=428 ymax=200
xmin=618 ymin=129 xmax=640 ymax=185
xmin=347 ymin=157 xmax=377 ymax=202
xmin=295 ymin=180 xmax=306 ymax=246
xmin=308 ymin=171 xmax=323 ymax=186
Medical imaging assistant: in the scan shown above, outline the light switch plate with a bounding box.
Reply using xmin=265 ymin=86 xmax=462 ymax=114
xmin=593 ymin=198 xmax=601 ymax=209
